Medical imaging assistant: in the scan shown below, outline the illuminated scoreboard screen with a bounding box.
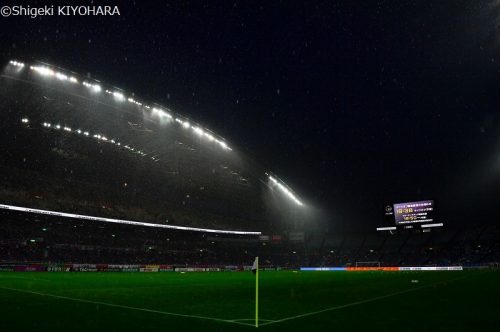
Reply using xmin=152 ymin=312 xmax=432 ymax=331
xmin=393 ymin=200 xmax=434 ymax=225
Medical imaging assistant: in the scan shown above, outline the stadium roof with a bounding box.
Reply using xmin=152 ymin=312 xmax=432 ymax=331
xmin=0 ymin=59 xmax=307 ymax=233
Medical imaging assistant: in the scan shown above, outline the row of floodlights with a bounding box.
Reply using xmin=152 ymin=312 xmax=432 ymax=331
xmin=9 ymin=60 xmax=231 ymax=152
xmin=40 ymin=120 xmax=148 ymax=157
xmin=174 ymin=118 xmax=230 ymax=150
xmin=9 ymin=60 xmax=25 ymax=68
xmin=30 ymin=65 xmax=79 ymax=83
xmin=13 ymin=61 xmax=303 ymax=206
xmin=269 ymin=175 xmax=303 ymax=206
xmin=83 ymin=81 xmax=101 ymax=92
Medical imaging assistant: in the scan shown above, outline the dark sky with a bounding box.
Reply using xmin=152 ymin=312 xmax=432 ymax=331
xmin=1 ymin=1 xmax=499 ymax=229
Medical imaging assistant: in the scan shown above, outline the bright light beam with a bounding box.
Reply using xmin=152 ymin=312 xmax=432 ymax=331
xmin=0 ymin=204 xmax=262 ymax=235
xmin=268 ymin=175 xmax=303 ymax=206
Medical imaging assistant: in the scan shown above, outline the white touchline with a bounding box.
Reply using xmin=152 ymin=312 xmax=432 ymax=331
xmin=0 ymin=287 xmax=254 ymax=327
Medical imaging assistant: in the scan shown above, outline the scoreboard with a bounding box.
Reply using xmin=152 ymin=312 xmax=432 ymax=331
xmin=393 ymin=200 xmax=434 ymax=225
xmin=377 ymin=200 xmax=440 ymax=232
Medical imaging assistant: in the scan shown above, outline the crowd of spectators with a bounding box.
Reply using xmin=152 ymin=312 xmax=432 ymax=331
xmin=1 ymin=209 xmax=499 ymax=268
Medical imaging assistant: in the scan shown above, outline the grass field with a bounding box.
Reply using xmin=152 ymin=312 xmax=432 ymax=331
xmin=0 ymin=270 xmax=498 ymax=331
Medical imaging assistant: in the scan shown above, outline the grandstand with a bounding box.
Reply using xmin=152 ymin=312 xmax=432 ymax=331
xmin=0 ymin=60 xmax=306 ymax=235
xmin=1 ymin=206 xmax=498 ymax=268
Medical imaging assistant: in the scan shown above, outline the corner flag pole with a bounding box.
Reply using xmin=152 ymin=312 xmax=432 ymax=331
xmin=255 ymin=256 xmax=259 ymax=328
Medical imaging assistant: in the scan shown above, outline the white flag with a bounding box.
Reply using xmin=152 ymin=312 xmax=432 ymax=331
xmin=252 ymin=257 xmax=258 ymax=274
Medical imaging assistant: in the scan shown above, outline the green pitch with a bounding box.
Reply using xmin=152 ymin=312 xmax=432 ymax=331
xmin=0 ymin=270 xmax=498 ymax=331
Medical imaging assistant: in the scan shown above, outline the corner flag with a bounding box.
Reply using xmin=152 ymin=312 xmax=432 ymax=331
xmin=252 ymin=256 xmax=258 ymax=275
xmin=253 ymin=256 xmax=259 ymax=327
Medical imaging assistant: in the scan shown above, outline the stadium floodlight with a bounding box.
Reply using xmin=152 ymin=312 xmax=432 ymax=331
xmin=9 ymin=60 xmax=25 ymax=68
xmin=29 ymin=65 xmax=79 ymax=84
xmin=153 ymin=108 xmax=173 ymax=119
xmin=0 ymin=203 xmax=262 ymax=235
xmin=128 ymin=98 xmax=142 ymax=106
xmin=193 ymin=126 xmax=204 ymax=136
xmin=204 ymin=133 xmax=215 ymax=141
xmin=15 ymin=60 xmax=234 ymax=154
xmin=218 ymin=140 xmax=230 ymax=150
xmin=33 ymin=119 xmax=143 ymax=156
xmin=268 ymin=175 xmax=303 ymax=206
xmin=56 ymin=73 xmax=68 ymax=81
xmin=31 ymin=65 xmax=55 ymax=77
xmin=83 ymin=81 xmax=101 ymax=92
xmin=112 ymin=91 xmax=125 ymax=101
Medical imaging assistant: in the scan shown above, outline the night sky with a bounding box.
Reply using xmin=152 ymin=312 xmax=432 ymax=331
xmin=1 ymin=1 xmax=499 ymax=230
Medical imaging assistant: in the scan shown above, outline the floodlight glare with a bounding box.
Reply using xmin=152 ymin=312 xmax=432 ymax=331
xmin=113 ymin=91 xmax=125 ymax=100
xmin=193 ymin=127 xmax=204 ymax=136
xmin=13 ymin=60 xmax=233 ymax=154
xmin=9 ymin=60 xmax=25 ymax=68
xmin=268 ymin=175 xmax=303 ymax=206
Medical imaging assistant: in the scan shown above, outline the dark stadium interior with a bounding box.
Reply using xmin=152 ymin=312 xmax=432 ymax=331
xmin=0 ymin=2 xmax=500 ymax=331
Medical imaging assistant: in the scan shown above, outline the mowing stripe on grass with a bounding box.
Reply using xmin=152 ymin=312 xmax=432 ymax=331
xmin=259 ymin=275 xmax=469 ymax=327
xmin=0 ymin=286 xmax=254 ymax=328
xmin=0 ymin=275 xmax=52 ymax=282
